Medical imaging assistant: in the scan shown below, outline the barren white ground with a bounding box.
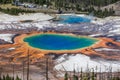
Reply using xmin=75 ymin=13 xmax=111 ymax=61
xmin=0 ymin=12 xmax=53 ymax=22
xmin=55 ymin=54 xmax=120 ymax=72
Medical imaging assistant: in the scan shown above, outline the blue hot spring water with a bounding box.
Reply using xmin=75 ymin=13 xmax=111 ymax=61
xmin=58 ymin=15 xmax=91 ymax=24
xmin=24 ymin=34 xmax=98 ymax=50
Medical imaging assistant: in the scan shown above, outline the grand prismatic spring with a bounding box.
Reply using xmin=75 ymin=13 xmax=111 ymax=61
xmin=24 ymin=33 xmax=98 ymax=50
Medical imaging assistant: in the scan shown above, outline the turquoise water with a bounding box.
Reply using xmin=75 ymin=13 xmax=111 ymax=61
xmin=58 ymin=15 xmax=91 ymax=24
xmin=24 ymin=34 xmax=98 ymax=50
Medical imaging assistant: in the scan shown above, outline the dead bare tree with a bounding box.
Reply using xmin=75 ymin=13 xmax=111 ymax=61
xmin=0 ymin=67 xmax=3 ymax=79
xmin=46 ymin=56 xmax=49 ymax=80
xmin=27 ymin=49 xmax=30 ymax=80
xmin=12 ymin=62 xmax=15 ymax=80
xmin=22 ymin=61 xmax=25 ymax=80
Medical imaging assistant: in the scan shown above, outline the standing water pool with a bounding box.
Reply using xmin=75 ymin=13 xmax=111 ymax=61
xmin=58 ymin=15 xmax=91 ymax=24
xmin=24 ymin=34 xmax=98 ymax=50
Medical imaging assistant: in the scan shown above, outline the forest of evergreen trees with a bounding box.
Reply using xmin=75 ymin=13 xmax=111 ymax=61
xmin=0 ymin=7 xmax=35 ymax=15
xmin=0 ymin=0 xmax=119 ymax=17
xmin=0 ymin=0 xmax=119 ymax=6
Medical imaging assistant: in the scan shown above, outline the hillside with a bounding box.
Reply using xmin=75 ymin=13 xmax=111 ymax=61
xmin=100 ymin=1 xmax=120 ymax=15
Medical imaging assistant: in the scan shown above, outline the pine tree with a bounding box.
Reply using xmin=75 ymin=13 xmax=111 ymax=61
xmin=91 ymin=69 xmax=95 ymax=80
xmin=3 ymin=75 xmax=6 ymax=80
xmin=6 ymin=74 xmax=11 ymax=80
xmin=16 ymin=75 xmax=21 ymax=80
xmin=80 ymin=68 xmax=83 ymax=80
xmin=73 ymin=75 xmax=78 ymax=80
xmin=64 ymin=72 xmax=68 ymax=80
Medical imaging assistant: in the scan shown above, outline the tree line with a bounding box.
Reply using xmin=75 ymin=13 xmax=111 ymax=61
xmin=0 ymin=75 xmax=21 ymax=80
xmin=0 ymin=0 xmax=119 ymax=7
xmin=64 ymin=68 xmax=120 ymax=80
xmin=0 ymin=0 xmax=119 ymax=17
xmin=0 ymin=7 xmax=35 ymax=15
